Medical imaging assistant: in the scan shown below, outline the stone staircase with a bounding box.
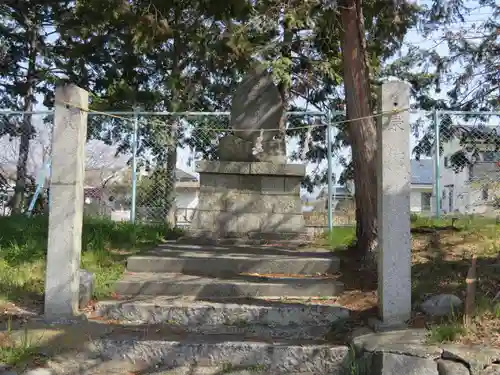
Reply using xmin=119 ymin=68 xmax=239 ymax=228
xmin=92 ymin=241 xmax=352 ymax=374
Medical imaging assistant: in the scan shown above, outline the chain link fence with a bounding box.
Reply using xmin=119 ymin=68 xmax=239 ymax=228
xmin=2 ymin=108 xmax=498 ymax=225
xmin=0 ymin=110 xmax=340 ymax=227
xmin=133 ymin=112 xmax=335 ymax=226
xmin=0 ymin=112 xmax=135 ymax=219
xmin=0 ymin=112 xmax=53 ymax=216
xmin=435 ymin=112 xmax=500 ymax=217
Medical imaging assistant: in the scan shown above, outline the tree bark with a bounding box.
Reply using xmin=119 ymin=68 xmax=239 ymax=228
xmin=164 ymin=7 xmax=182 ymax=228
xmin=11 ymin=20 xmax=37 ymax=214
xmin=339 ymin=0 xmax=378 ymax=260
xmin=165 ymin=120 xmax=178 ymax=227
xmin=276 ymin=8 xmax=293 ymax=155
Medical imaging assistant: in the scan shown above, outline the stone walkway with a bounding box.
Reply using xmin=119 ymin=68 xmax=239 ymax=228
xmin=2 ymin=241 xmax=500 ymax=374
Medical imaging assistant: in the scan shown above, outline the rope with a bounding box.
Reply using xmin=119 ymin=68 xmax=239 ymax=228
xmin=55 ymin=99 xmax=410 ymax=132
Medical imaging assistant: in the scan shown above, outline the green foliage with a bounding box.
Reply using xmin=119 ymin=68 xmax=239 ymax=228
xmin=385 ymin=0 xmax=499 ymax=172
xmin=136 ymin=170 xmax=175 ymax=221
xmin=2 ymin=0 xmax=493 ymax=191
xmin=0 ymin=214 xmax=181 ymax=302
xmin=427 ymin=322 xmax=467 ymax=343
xmin=323 ymin=226 xmax=356 ymax=250
xmin=1 ymin=0 xmax=497 ymax=250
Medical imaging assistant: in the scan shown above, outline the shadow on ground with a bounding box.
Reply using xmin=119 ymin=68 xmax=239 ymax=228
xmin=0 ymin=317 xmax=355 ymax=375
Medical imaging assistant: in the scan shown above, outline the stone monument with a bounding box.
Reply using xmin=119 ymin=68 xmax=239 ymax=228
xmin=189 ymin=66 xmax=307 ymax=241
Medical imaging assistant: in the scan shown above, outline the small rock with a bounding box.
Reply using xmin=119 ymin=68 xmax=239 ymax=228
xmin=482 ymin=365 xmax=500 ymax=375
xmin=79 ymin=269 xmax=95 ymax=309
xmin=421 ymin=294 xmax=462 ymax=317
xmin=437 ymin=359 xmax=470 ymax=375
xmin=442 ymin=344 xmax=500 ymax=375
xmin=352 ymin=329 xmax=429 ymax=353
xmin=372 ymin=352 xmax=438 ymax=375
xmin=368 ymin=317 xmax=408 ymax=332
xmin=22 ymin=369 xmax=54 ymax=375
xmin=347 ymin=327 xmax=374 ymax=344
xmin=0 ymin=363 xmax=16 ymax=375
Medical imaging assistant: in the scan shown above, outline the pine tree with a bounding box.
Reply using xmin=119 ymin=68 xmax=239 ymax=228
xmin=0 ymin=1 xmax=69 ymax=213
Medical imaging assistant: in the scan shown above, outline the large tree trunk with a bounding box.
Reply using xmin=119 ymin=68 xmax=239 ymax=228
xmin=340 ymin=0 xmax=378 ymax=260
xmin=164 ymin=120 xmax=178 ymax=227
xmin=276 ymin=8 xmax=293 ymax=155
xmin=11 ymin=22 xmax=37 ymax=214
xmin=164 ymin=8 xmax=182 ymax=228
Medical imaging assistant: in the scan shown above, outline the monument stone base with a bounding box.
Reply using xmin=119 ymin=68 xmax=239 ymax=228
xmin=189 ymin=161 xmax=307 ymax=242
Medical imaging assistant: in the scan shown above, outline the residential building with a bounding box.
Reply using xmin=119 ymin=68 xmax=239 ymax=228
xmin=438 ymin=125 xmax=500 ymax=215
xmin=83 ymin=167 xmax=199 ymax=223
xmin=311 ymin=160 xmax=435 ymax=214
xmin=410 ymin=159 xmax=434 ymax=214
xmin=0 ymin=162 xmax=199 ymax=221
xmin=172 ymin=169 xmax=199 ymax=225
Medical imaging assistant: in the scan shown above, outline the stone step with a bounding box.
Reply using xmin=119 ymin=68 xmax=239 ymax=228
xmin=77 ymin=329 xmax=350 ymax=375
xmin=127 ymin=251 xmax=340 ymax=275
xmin=145 ymin=241 xmax=333 ymax=257
xmin=177 ymin=233 xmax=311 ymax=246
xmin=94 ymin=297 xmax=350 ymax=340
xmin=114 ymin=272 xmax=345 ymax=298
xmin=137 ymin=368 xmax=331 ymax=375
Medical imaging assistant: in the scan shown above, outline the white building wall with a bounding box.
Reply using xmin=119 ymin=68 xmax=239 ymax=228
xmin=439 ymin=139 xmax=491 ymax=214
xmin=176 ymin=189 xmax=198 ymax=209
xmin=410 ymin=185 xmax=433 ymax=213
xmin=175 ymin=188 xmax=199 ymax=223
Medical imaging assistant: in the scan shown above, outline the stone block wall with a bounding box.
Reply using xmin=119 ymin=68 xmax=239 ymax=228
xmin=349 ymin=328 xmax=500 ymax=375
xmin=190 ymin=161 xmax=306 ymax=238
xmin=303 ymin=211 xmax=356 ymax=227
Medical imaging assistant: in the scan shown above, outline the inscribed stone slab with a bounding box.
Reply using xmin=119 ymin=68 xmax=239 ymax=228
xmin=230 ymin=66 xmax=283 ymax=143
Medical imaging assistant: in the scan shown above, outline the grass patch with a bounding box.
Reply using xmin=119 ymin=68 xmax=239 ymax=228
xmin=319 ymin=214 xmax=500 ymax=347
xmin=0 ymin=318 xmax=44 ymax=368
xmin=427 ymin=321 xmax=467 ymax=344
xmin=0 ymin=215 xmax=182 ymax=306
xmin=314 ymin=226 xmax=356 ymax=250
xmin=411 ymin=214 xmax=500 ymax=346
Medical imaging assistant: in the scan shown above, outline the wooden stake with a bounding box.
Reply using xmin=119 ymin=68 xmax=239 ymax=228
xmin=464 ymin=255 xmax=477 ymax=327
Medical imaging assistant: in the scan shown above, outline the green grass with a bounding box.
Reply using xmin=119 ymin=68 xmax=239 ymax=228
xmin=0 ymin=318 xmax=43 ymax=368
xmin=318 ymin=214 xmax=500 ymax=251
xmin=316 ymin=226 xmax=356 ymax=250
xmin=326 ymin=227 xmax=356 ymax=249
xmin=427 ymin=321 xmax=467 ymax=344
xmin=0 ymin=215 xmax=182 ymax=305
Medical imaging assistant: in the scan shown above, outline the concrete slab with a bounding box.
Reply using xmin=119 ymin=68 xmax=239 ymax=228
xmin=126 ymin=252 xmax=340 ymax=275
xmin=89 ymin=334 xmax=350 ymax=375
xmin=195 ymin=161 xmax=306 ymax=176
xmin=114 ymin=272 xmax=344 ymax=298
xmin=94 ymin=297 xmax=350 ymax=339
xmin=0 ymin=320 xmax=349 ymax=375
xmin=152 ymin=241 xmax=332 ymax=256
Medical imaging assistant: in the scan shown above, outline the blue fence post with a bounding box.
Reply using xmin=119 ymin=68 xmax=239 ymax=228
xmin=130 ymin=108 xmax=139 ymax=224
xmin=26 ymin=159 xmax=51 ymax=216
xmin=434 ymin=109 xmax=441 ymax=219
xmin=326 ymin=111 xmax=334 ymax=231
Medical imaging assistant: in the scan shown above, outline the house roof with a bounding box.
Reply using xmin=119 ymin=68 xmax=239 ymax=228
xmin=451 ymin=125 xmax=500 ymax=139
xmin=84 ymin=167 xmax=197 ymax=187
xmin=411 ymin=159 xmax=433 ymax=185
xmin=316 ymin=186 xmax=352 ymax=200
xmin=176 ymin=169 xmax=197 ymax=181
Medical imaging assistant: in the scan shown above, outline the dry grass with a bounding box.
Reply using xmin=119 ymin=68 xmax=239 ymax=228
xmin=1 ymin=214 xmax=499 ymax=369
xmin=0 ymin=215 xmax=182 ymax=368
xmin=322 ymin=216 xmax=500 ymax=346
xmin=410 ymin=218 xmax=500 ymax=346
